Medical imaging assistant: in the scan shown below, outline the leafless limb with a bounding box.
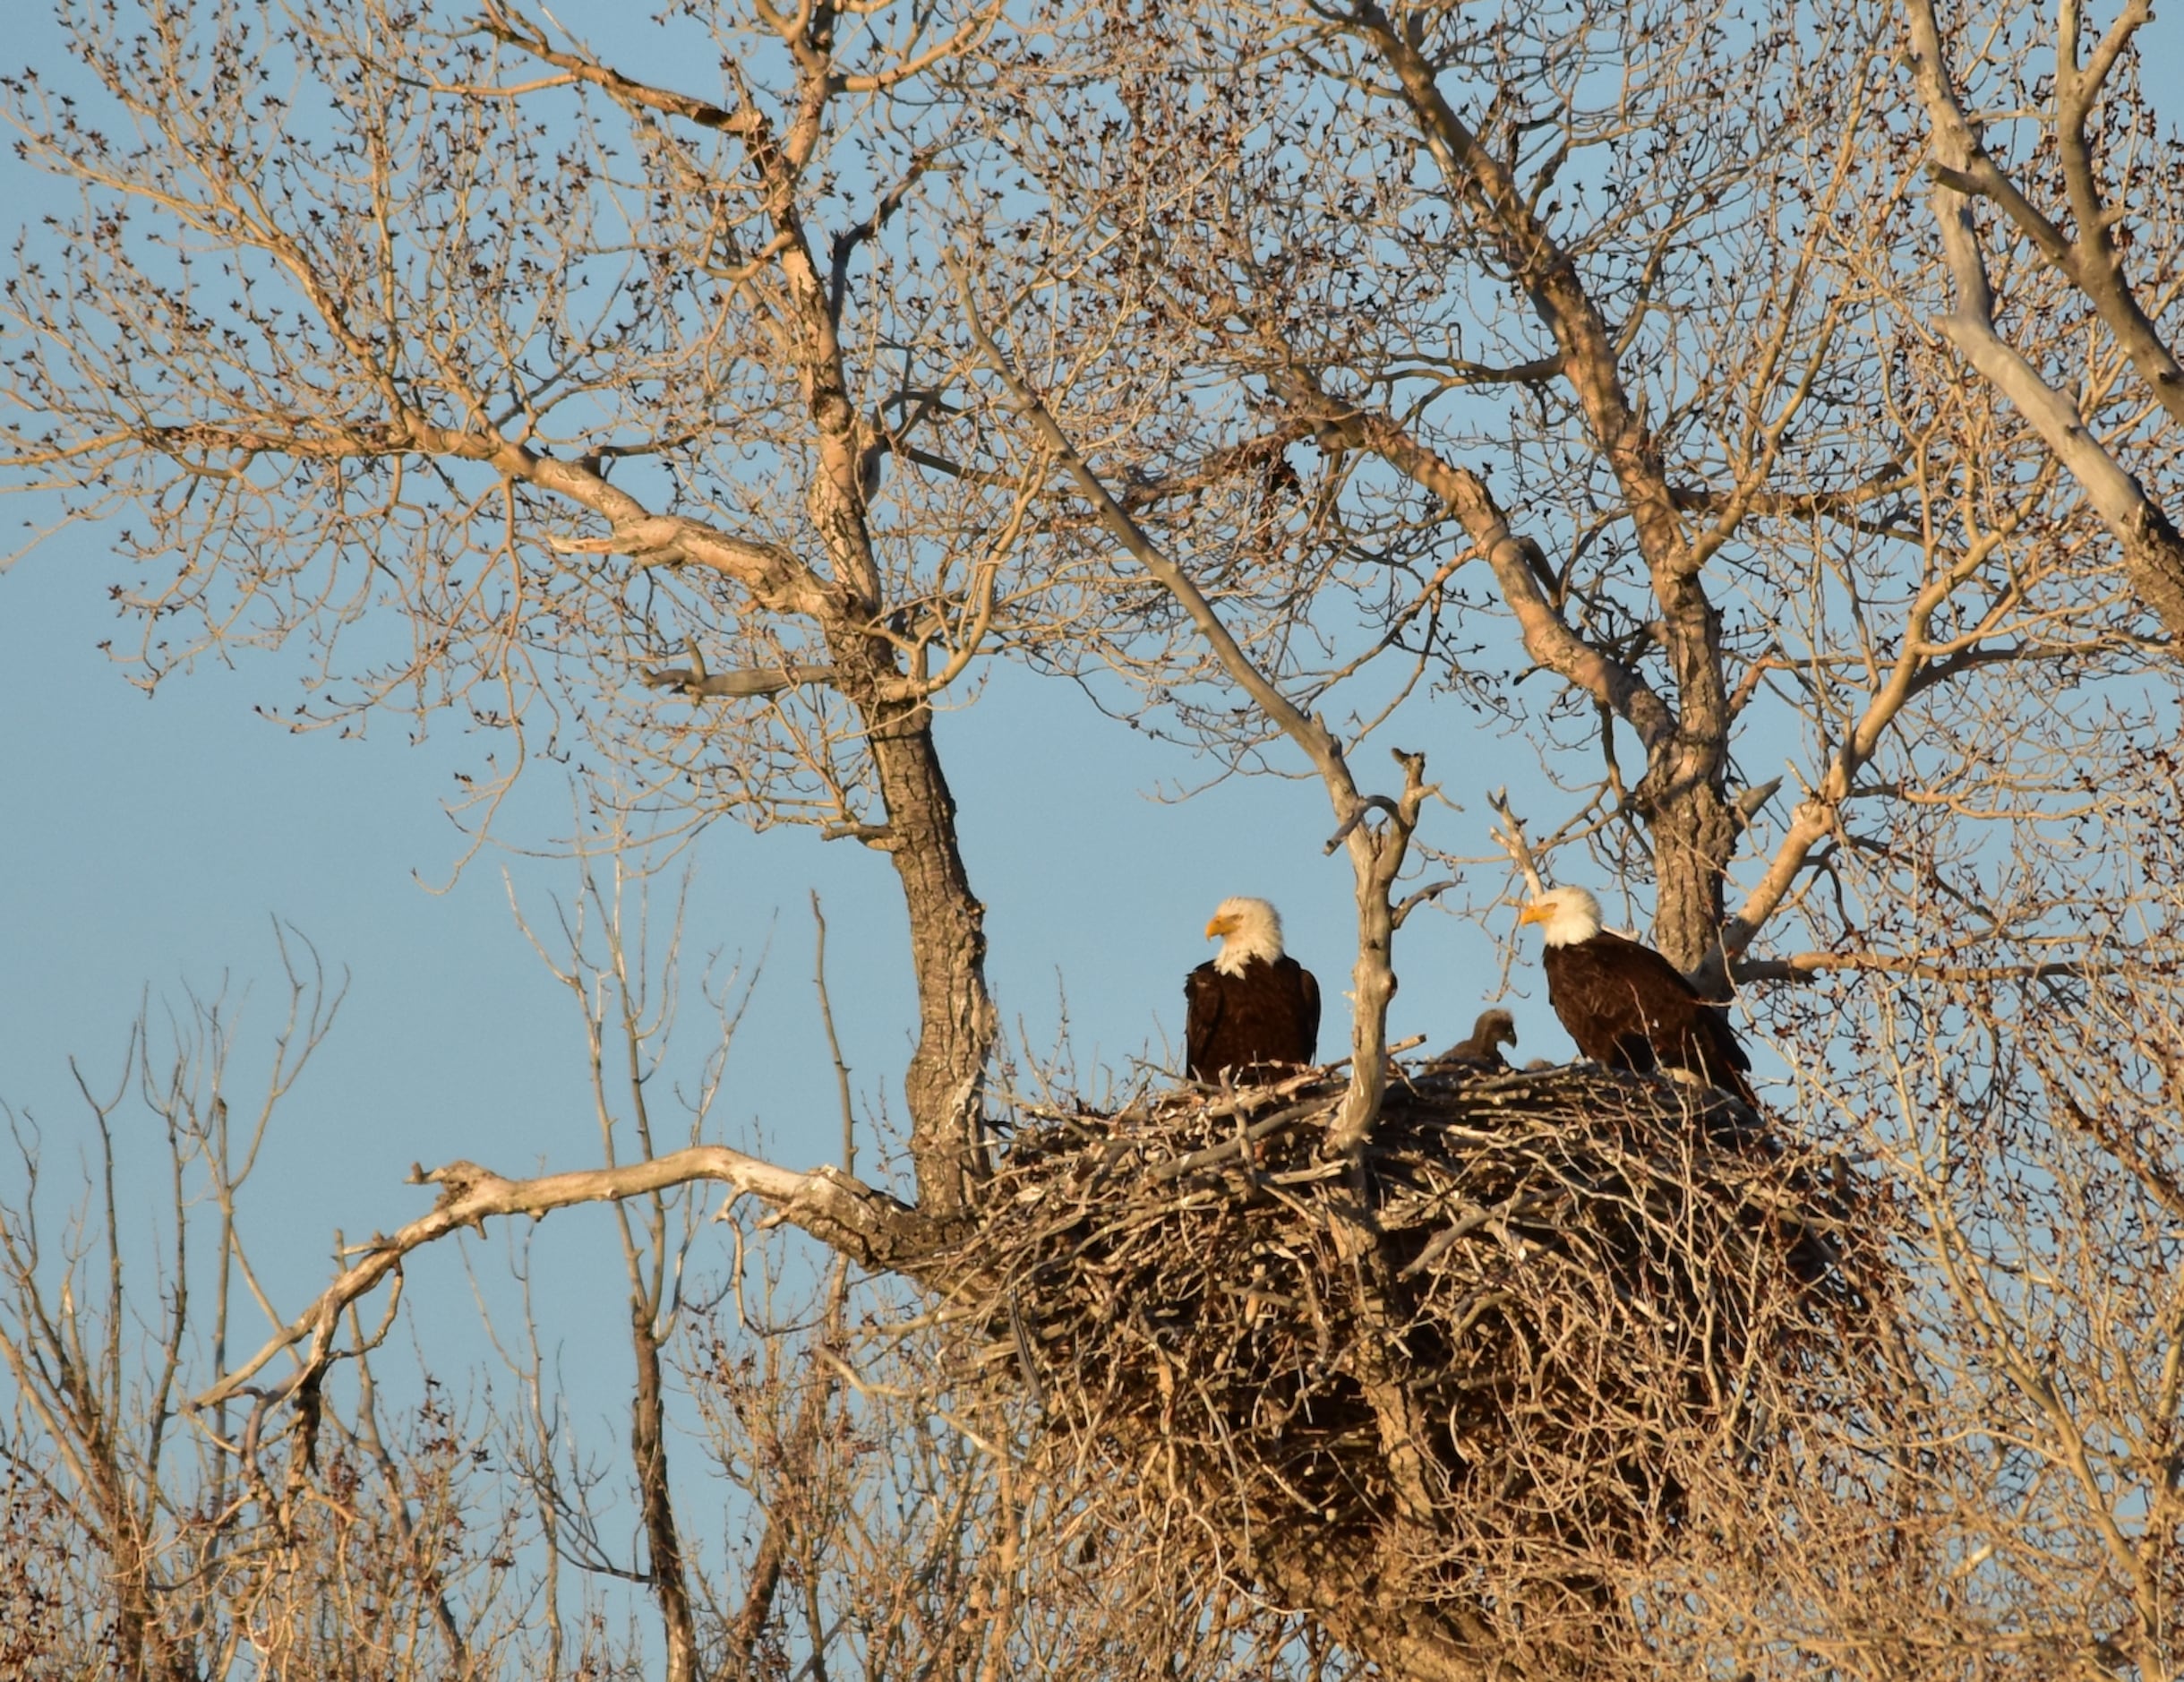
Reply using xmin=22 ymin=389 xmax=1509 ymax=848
xmin=195 ymin=1148 xmax=921 ymax=1413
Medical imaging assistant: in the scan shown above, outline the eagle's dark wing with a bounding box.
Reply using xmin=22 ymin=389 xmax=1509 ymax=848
xmin=1185 ymin=961 xmax=1227 ymax=1079
xmin=1673 ymin=1000 xmax=1757 ymax=1106
xmin=1593 ymin=931 xmax=1755 ymax=1103
xmin=1293 ymin=960 xmax=1322 ymax=1067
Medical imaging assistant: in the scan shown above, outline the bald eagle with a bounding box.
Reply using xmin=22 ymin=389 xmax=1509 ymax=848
xmin=1186 ymin=897 xmax=1320 ymax=1081
xmin=1430 ymin=1008 xmax=1518 ymax=1071
xmin=1517 ymin=887 xmax=1757 ymax=1106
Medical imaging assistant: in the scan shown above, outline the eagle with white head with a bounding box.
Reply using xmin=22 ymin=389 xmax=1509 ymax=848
xmin=1185 ymin=897 xmax=1321 ymax=1081
xmin=1517 ymin=886 xmax=1757 ymax=1106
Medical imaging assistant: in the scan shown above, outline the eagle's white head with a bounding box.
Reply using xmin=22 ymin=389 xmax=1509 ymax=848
xmin=1517 ymin=886 xmax=1603 ymax=948
xmin=1205 ymin=896 xmax=1286 ymax=976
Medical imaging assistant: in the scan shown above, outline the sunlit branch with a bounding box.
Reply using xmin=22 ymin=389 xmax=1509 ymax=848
xmin=1904 ymin=0 xmax=2184 ymax=646
xmin=1734 ymin=951 xmax=2110 ymax=984
xmin=197 ymin=1147 xmax=922 ymax=1412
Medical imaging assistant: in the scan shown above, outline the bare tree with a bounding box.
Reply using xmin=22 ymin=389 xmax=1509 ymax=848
xmin=6 ymin=0 xmax=2184 ymax=1674
xmin=0 ymin=940 xmax=529 ymax=1681
xmin=1906 ymin=0 xmax=2184 ymax=642
xmin=4 ymin=0 xmax=1004 ymax=1223
xmin=946 ymin=0 xmax=2180 ymax=983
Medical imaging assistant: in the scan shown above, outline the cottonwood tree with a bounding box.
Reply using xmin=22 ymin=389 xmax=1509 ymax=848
xmin=5 ymin=0 xmax=2182 ymax=1675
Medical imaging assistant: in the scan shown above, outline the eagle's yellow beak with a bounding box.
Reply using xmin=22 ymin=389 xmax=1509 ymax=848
xmin=1516 ymin=901 xmax=1547 ymax=926
xmin=1205 ymin=914 xmax=1237 ymax=939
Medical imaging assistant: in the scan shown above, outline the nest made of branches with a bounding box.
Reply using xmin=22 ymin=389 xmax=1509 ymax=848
xmin=955 ymin=1060 xmax=1907 ymax=1642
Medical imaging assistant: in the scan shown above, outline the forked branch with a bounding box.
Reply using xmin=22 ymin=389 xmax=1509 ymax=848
xmin=1904 ymin=0 xmax=2184 ymax=646
xmin=196 ymin=1147 xmax=928 ymax=1411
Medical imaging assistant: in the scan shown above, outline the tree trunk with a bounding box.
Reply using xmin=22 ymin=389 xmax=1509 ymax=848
xmin=867 ymin=706 xmax=994 ymax=1223
xmin=1353 ymin=7 xmax=1741 ymax=978
xmin=1639 ymin=738 xmax=1738 ymax=983
xmin=630 ymin=1308 xmax=698 ymax=1682
xmin=814 ymin=591 xmax=995 ymax=1222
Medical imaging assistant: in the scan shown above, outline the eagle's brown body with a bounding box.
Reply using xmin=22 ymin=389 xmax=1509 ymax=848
xmin=1541 ymin=932 xmax=1756 ymax=1104
xmin=1186 ymin=954 xmax=1321 ymax=1080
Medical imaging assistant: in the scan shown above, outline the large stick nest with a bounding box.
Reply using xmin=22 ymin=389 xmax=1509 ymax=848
xmin=955 ymin=1060 xmax=1906 ymax=1660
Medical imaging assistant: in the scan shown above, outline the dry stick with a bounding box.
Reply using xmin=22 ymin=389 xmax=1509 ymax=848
xmin=567 ymin=872 xmax=703 ymax=1682
xmin=1486 ymin=789 xmax=1547 ymax=899
xmin=1148 ymin=1099 xmax=1334 ymax=1183
xmin=345 ymin=1320 xmax=472 ymax=1674
xmin=812 ymin=892 xmax=856 ymax=1176
xmin=719 ymin=1261 xmax=850 ymax=1682
xmin=1734 ymin=951 xmax=2103 ymax=984
xmin=948 ymin=253 xmax=1420 ymax=1154
xmin=194 ymin=1147 xmax=916 ymax=1411
xmin=1399 ymin=1192 xmax=1549 ymax=1280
